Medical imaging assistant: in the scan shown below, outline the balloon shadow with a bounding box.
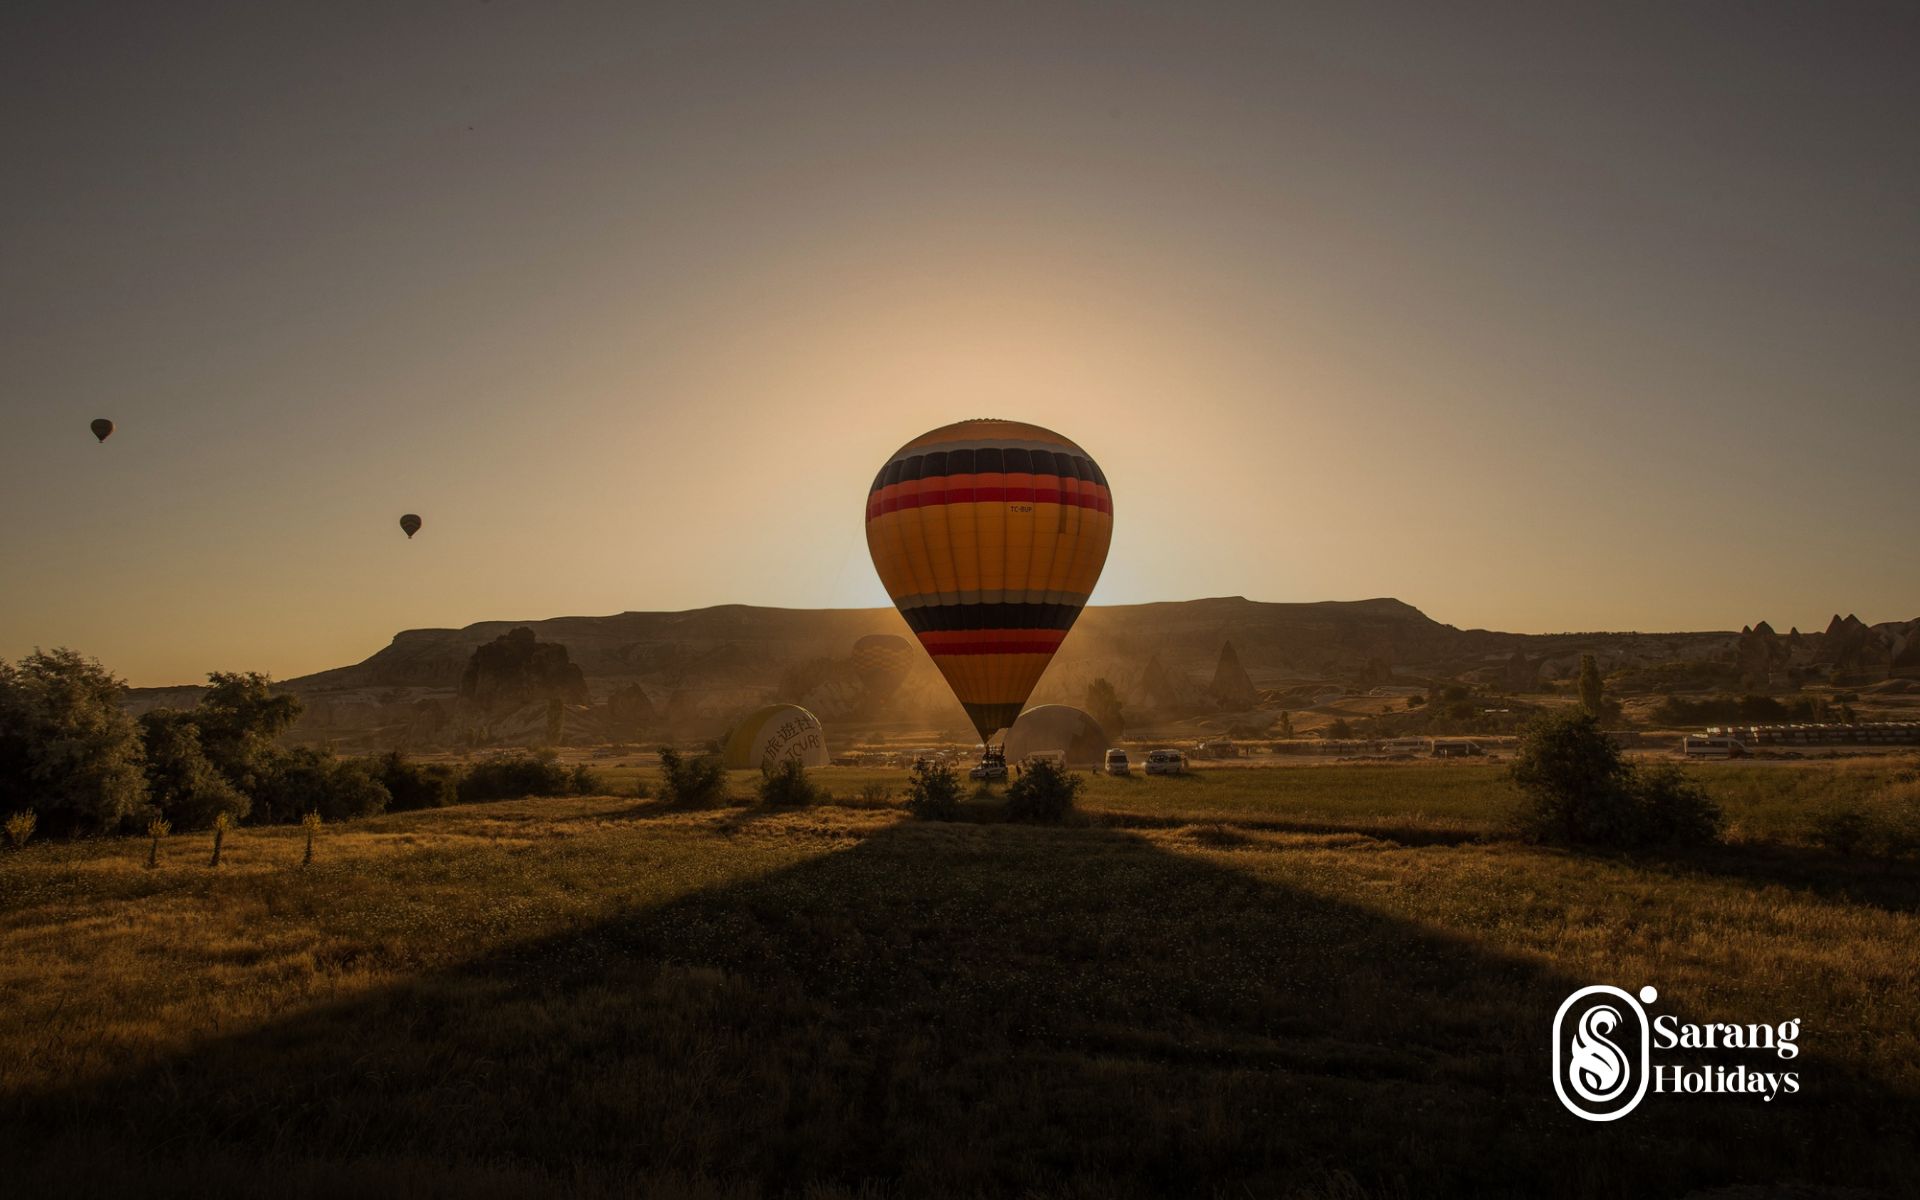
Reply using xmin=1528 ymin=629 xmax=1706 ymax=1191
xmin=4 ymin=819 xmax=1911 ymax=1198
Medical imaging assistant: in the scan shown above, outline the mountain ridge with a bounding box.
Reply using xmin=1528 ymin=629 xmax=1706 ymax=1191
xmin=118 ymin=597 xmax=1920 ymax=749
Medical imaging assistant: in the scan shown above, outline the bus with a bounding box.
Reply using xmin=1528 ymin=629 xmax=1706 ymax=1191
xmin=1681 ymin=735 xmax=1746 ymax=759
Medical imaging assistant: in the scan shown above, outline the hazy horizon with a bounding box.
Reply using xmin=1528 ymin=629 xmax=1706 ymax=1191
xmin=105 ymin=591 xmax=1919 ymax=691
xmin=5 ymin=1 xmax=1915 ymax=686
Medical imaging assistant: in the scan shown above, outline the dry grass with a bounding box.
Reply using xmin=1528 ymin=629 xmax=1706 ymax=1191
xmin=1 ymin=766 xmax=1916 ymax=1198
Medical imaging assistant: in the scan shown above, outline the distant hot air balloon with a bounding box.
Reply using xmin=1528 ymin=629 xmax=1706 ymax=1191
xmin=850 ymin=633 xmax=914 ymax=702
xmin=864 ymin=419 xmax=1113 ymax=743
xmin=90 ymin=419 xmax=114 ymax=442
xmin=399 ymin=514 xmax=422 ymax=539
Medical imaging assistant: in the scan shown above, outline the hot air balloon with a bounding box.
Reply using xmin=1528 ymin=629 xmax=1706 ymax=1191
xmin=865 ymin=419 xmax=1112 ymax=743
xmin=90 ymin=419 xmax=114 ymax=442
xmin=399 ymin=514 xmax=422 ymax=539
xmin=721 ymin=704 xmax=829 ymax=771
xmin=850 ymin=633 xmax=914 ymax=702
xmin=1004 ymin=704 xmax=1111 ymax=768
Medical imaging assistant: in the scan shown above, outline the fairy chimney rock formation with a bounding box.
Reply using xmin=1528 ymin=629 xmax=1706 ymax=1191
xmin=1210 ymin=641 xmax=1260 ymax=709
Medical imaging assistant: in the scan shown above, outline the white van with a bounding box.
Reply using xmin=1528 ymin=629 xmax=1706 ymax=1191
xmin=1145 ymin=749 xmax=1187 ymax=776
xmin=1105 ymin=748 xmax=1131 ymax=776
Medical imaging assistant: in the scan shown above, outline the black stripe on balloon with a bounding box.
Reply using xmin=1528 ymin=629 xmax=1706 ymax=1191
xmin=868 ymin=451 xmax=1108 ymax=494
xmin=963 ymin=702 xmax=1025 ymax=738
xmin=901 ymin=602 xmax=1084 ymax=633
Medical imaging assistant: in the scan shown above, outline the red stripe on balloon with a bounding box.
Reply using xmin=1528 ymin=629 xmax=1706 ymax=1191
xmin=916 ymin=629 xmax=1067 ymax=656
xmin=866 ymin=476 xmax=1111 ymax=520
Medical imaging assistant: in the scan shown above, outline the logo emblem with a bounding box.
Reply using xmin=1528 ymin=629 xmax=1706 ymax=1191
xmin=1552 ymin=985 xmax=1652 ymax=1121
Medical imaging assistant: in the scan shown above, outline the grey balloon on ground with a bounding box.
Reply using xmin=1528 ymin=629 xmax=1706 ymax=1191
xmin=1004 ymin=705 xmax=1111 ymax=767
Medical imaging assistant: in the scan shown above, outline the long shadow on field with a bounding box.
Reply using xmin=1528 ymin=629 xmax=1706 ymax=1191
xmin=6 ymin=819 xmax=1913 ymax=1200
xmin=1645 ymin=841 xmax=1920 ymax=915
xmin=1090 ymin=808 xmax=1487 ymax=847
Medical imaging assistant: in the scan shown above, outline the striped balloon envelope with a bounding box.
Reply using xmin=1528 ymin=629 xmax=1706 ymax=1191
xmin=865 ymin=419 xmax=1113 ymax=741
xmin=850 ymin=633 xmax=915 ymax=700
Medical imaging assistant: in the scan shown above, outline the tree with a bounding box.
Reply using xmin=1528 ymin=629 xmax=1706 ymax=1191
xmin=0 ymin=649 xmax=149 ymax=835
xmin=139 ymin=709 xmax=248 ymax=830
xmin=1577 ymin=654 xmax=1605 ymax=718
xmin=1084 ymin=678 xmax=1126 ymax=738
xmin=1277 ymin=710 xmax=1294 ymax=738
xmin=1324 ymin=718 xmax=1355 ymax=740
xmin=193 ymin=672 xmax=303 ymax=795
xmin=1510 ymin=709 xmax=1721 ymax=849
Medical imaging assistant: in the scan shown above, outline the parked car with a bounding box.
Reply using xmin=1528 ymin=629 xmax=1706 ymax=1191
xmin=1144 ymin=749 xmax=1187 ymax=776
xmin=1105 ymin=748 xmax=1131 ymax=776
xmin=968 ymin=747 xmax=1008 ymax=781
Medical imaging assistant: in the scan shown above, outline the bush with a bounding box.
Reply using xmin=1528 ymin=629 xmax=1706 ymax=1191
xmin=256 ymin=748 xmax=390 ymax=824
xmin=457 ymin=750 xmax=576 ymax=803
xmin=906 ymin=758 xmax=961 ymax=821
xmin=1881 ymin=780 xmax=1920 ymax=858
xmin=657 ymin=747 xmax=728 ymax=809
xmin=5 ymin=810 xmax=35 ymax=848
xmin=758 ymin=758 xmax=824 ymax=807
xmin=1510 ymin=709 xmax=1722 ymax=849
xmin=0 ymin=649 xmax=151 ymax=836
xmin=139 ymin=710 xmax=249 ymax=830
xmin=377 ymin=752 xmax=460 ymax=811
xmin=1630 ymin=763 xmax=1724 ymax=848
xmin=1811 ymin=806 xmax=1872 ymax=856
xmin=1004 ymin=758 xmax=1083 ymax=823
xmin=1809 ymin=779 xmax=1920 ymax=858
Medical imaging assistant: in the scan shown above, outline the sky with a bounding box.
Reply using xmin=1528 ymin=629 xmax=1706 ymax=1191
xmin=2 ymin=1 xmax=1916 ymax=686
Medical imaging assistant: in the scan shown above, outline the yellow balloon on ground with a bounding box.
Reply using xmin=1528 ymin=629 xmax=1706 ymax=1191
xmin=721 ymin=704 xmax=829 ymax=771
xmin=1004 ymin=705 xmax=1110 ymax=767
xmin=865 ymin=419 xmax=1113 ymax=741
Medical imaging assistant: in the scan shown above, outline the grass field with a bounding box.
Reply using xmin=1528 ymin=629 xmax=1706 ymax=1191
xmin=3 ymin=762 xmax=1917 ymax=1198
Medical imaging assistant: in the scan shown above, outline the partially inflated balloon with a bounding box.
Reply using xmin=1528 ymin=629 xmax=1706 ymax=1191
xmin=721 ymin=704 xmax=829 ymax=771
xmin=399 ymin=514 xmax=422 ymax=539
xmin=850 ymin=633 xmax=914 ymax=701
xmin=90 ymin=419 xmax=114 ymax=442
xmin=865 ymin=419 xmax=1112 ymax=741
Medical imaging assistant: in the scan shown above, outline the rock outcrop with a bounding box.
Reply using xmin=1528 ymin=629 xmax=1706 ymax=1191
xmin=1209 ymin=641 xmax=1260 ymax=709
xmin=458 ymin=627 xmax=590 ymax=714
xmin=1736 ymin=621 xmax=1791 ymax=691
xmin=604 ymin=684 xmax=658 ymax=737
